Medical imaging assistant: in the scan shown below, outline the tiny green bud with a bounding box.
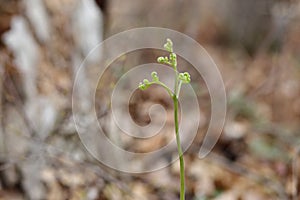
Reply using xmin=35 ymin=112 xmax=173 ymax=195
xmin=157 ymin=56 xmax=165 ymax=63
xmin=170 ymin=53 xmax=176 ymax=61
xmin=178 ymin=72 xmax=191 ymax=83
xmin=151 ymin=71 xmax=159 ymax=82
xmin=138 ymin=82 xmax=146 ymax=90
xmin=143 ymin=79 xmax=150 ymax=85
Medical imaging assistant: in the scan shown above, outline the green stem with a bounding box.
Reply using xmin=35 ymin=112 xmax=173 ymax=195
xmin=176 ymin=80 xmax=182 ymax=98
xmin=173 ymin=95 xmax=185 ymax=200
xmin=171 ymin=52 xmax=185 ymax=200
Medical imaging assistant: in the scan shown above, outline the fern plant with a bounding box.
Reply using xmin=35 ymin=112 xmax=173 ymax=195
xmin=138 ymin=39 xmax=190 ymax=200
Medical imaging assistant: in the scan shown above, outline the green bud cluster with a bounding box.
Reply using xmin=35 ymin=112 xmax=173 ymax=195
xmin=138 ymin=79 xmax=150 ymax=90
xmin=138 ymin=39 xmax=191 ymax=97
xmin=157 ymin=56 xmax=170 ymax=65
xmin=157 ymin=39 xmax=177 ymax=68
xmin=178 ymin=72 xmax=191 ymax=83
xmin=164 ymin=38 xmax=173 ymax=52
xmin=169 ymin=53 xmax=177 ymax=67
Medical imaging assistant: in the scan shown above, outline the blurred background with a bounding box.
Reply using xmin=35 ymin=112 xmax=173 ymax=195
xmin=0 ymin=0 xmax=300 ymax=199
